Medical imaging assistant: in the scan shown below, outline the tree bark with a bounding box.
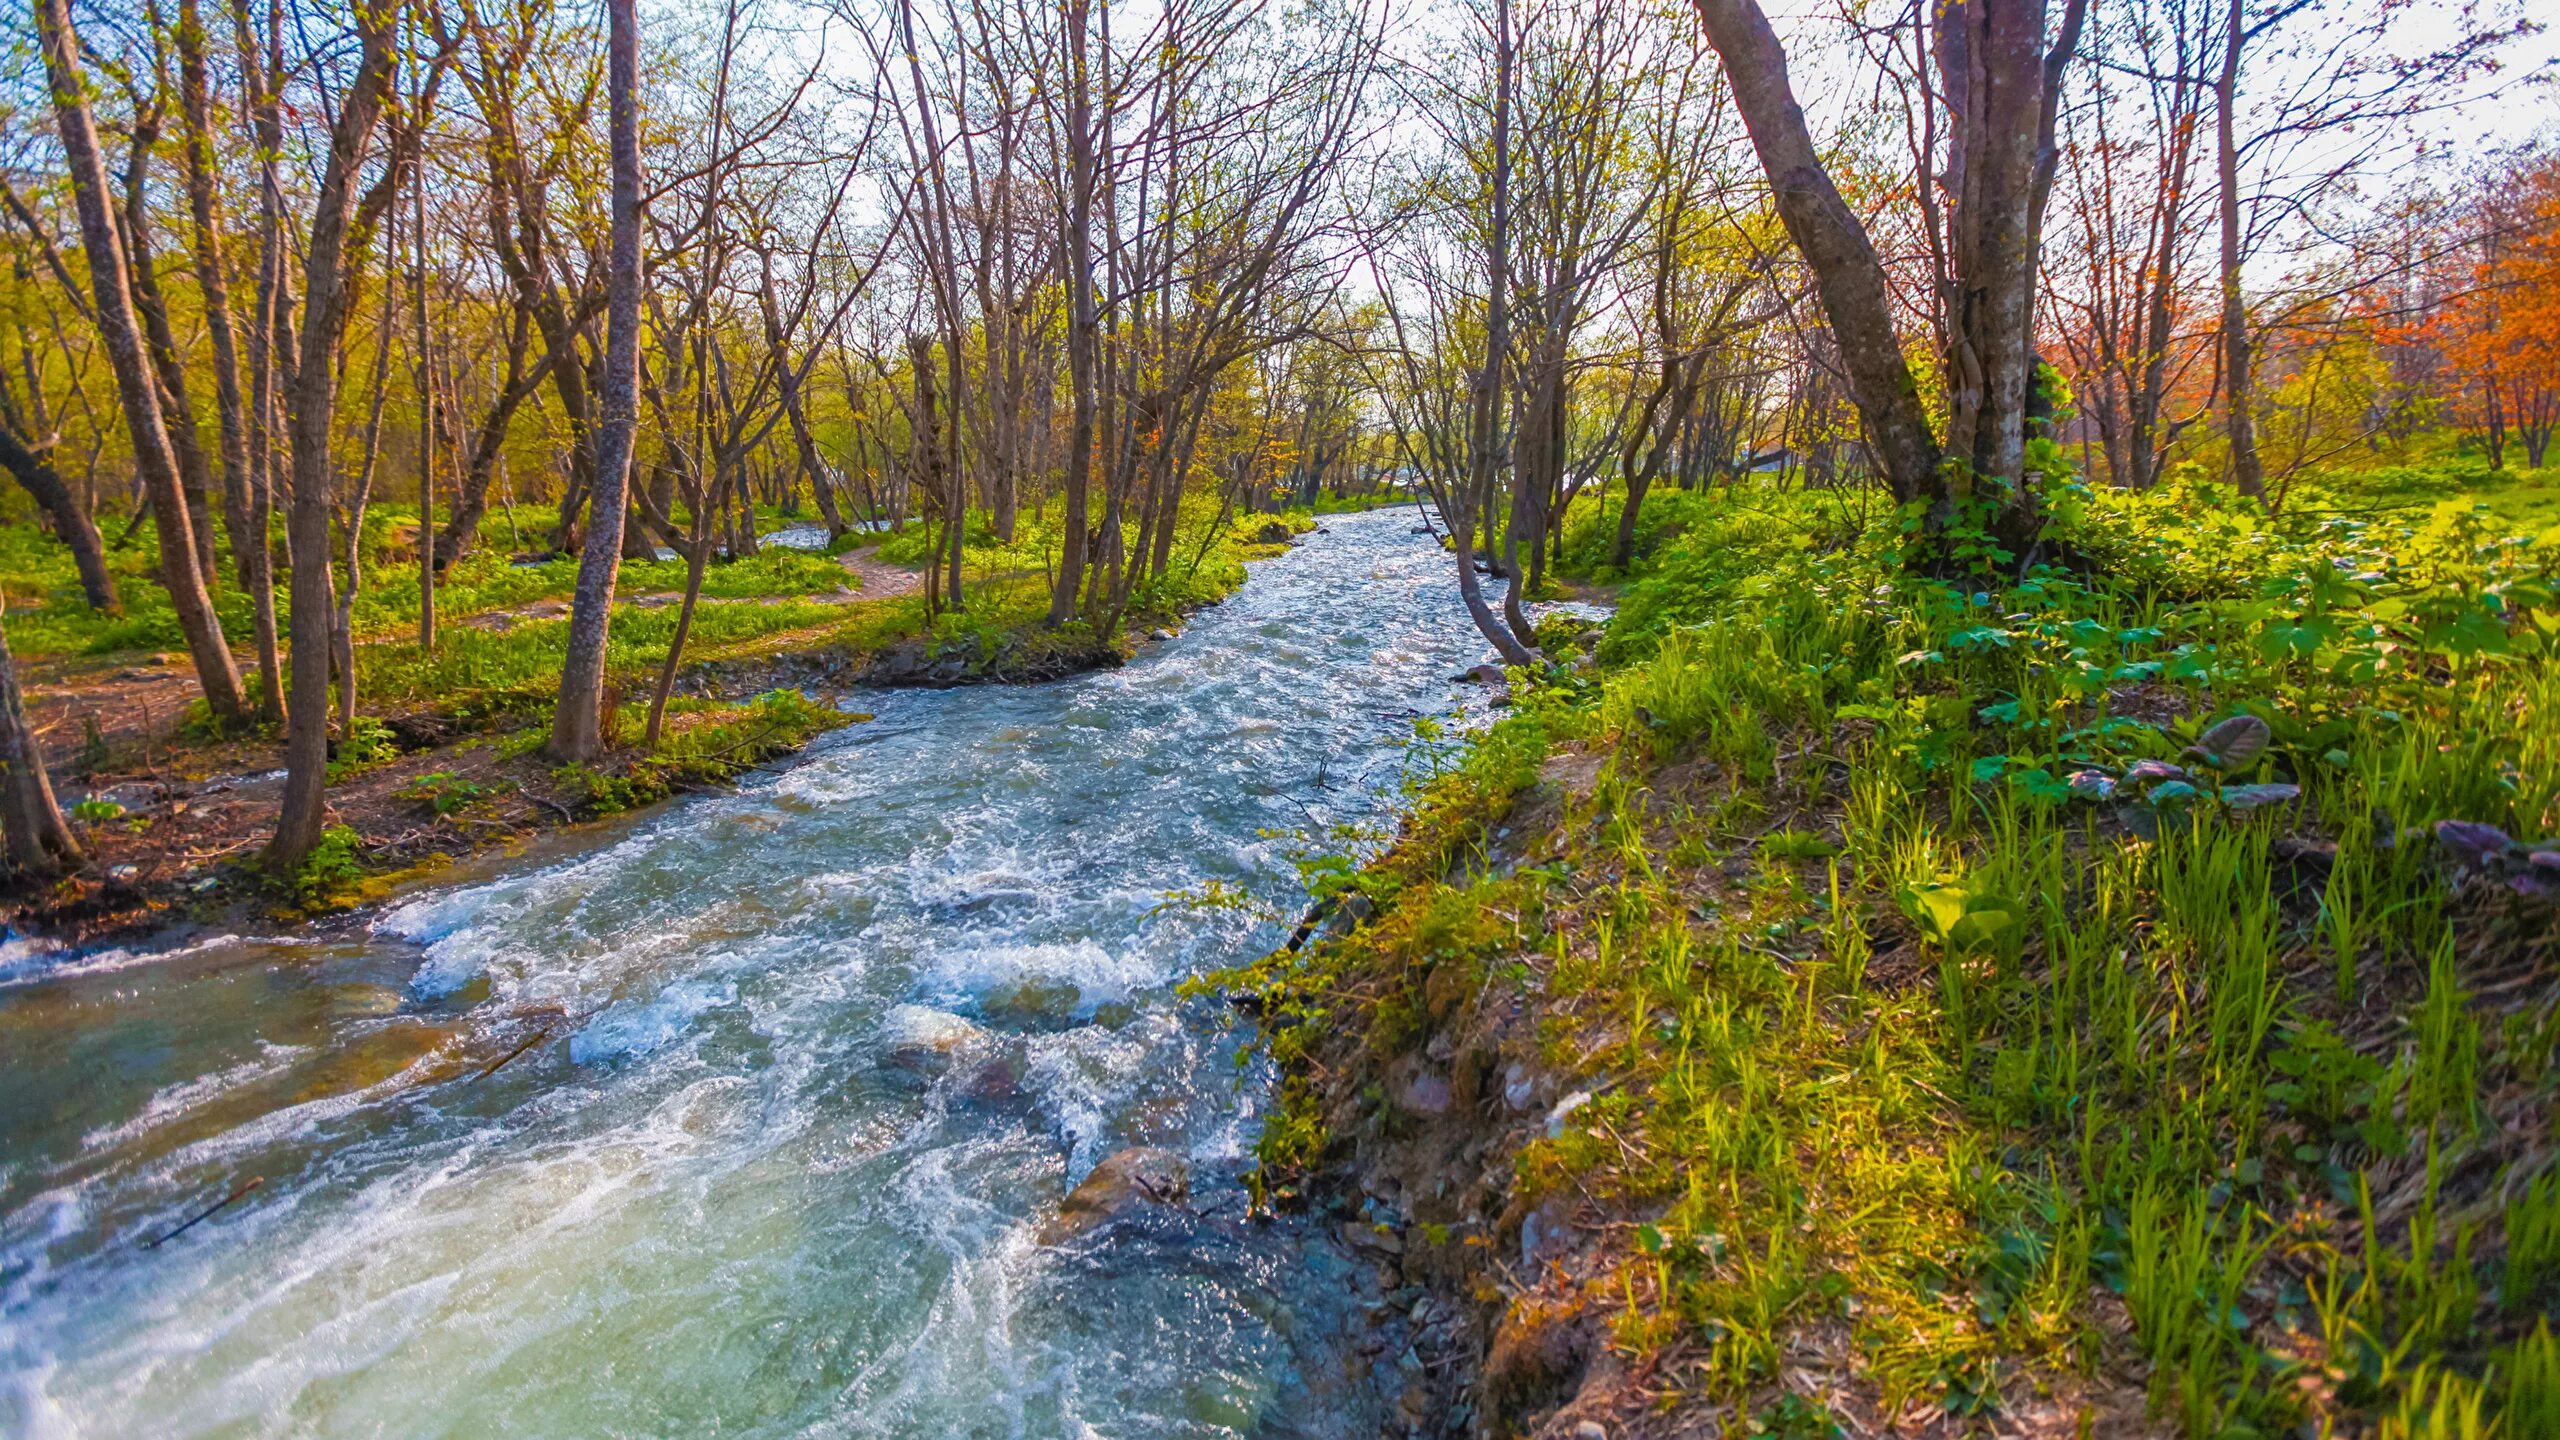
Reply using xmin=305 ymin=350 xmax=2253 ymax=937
xmin=414 ymin=147 xmax=437 ymax=653
xmin=175 ymin=0 xmax=258 ymax=595
xmin=433 ymin=304 xmax=546 ymax=570
xmin=2214 ymin=0 xmax=2266 ymax=501
xmin=1047 ymin=0 xmax=1099 ymax=627
xmin=0 ymin=427 xmax=118 ymax=612
xmin=35 ymin=0 xmax=245 ymax=725
xmin=265 ymin=12 xmax=401 ymax=873
xmin=1461 ymin=0 xmax=1538 ymax=668
xmin=1687 ymin=0 xmax=1942 ymax=505
xmin=0 ymin=593 xmax=82 ymax=879
xmin=234 ymin=0 xmax=287 ymax=723
xmin=547 ymin=0 xmax=645 ymax=763
xmin=120 ymin=111 xmax=222 ymax=586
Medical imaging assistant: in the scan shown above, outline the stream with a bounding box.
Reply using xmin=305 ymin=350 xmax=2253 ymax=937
xmin=0 ymin=509 xmax=1512 ymax=1439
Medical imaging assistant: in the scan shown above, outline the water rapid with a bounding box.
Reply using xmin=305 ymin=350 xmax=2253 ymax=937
xmin=0 ymin=509 xmax=1510 ymax=1439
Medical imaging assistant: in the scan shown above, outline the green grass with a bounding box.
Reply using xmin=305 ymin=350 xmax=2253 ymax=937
xmin=2306 ymin=459 xmax=2560 ymax=532
xmin=0 ymin=501 xmax=866 ymax=666
xmin=1223 ymin=466 xmax=2560 ymax=1433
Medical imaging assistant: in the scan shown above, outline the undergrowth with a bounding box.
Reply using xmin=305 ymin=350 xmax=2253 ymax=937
xmin=1221 ymin=474 xmax=2560 ymax=1434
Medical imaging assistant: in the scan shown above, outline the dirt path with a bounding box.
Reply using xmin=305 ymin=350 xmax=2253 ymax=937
xmin=834 ymin=543 xmax=925 ymax=599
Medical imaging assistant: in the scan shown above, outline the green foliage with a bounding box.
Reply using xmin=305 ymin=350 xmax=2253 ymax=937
xmin=551 ymin=690 xmax=851 ymax=818
xmin=393 ymin=771 xmax=489 ymax=815
xmin=288 ymin=825 xmax=369 ymax=906
xmin=1224 ymin=462 xmax=2560 ymax=1433
xmin=549 ymin=761 xmax=646 ymax=816
xmin=327 ymin=717 xmax=402 ymax=781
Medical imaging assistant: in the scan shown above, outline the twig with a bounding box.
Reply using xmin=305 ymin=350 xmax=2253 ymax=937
xmin=474 ymin=1026 xmax=552 ymax=1082
xmin=143 ymin=1176 xmax=263 ymax=1249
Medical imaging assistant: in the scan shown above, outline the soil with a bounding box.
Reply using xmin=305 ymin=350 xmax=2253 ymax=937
xmin=835 ymin=542 xmax=927 ymax=599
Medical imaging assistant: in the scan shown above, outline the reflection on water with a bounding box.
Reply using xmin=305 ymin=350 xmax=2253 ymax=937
xmin=0 ymin=511 xmax=1510 ymax=1439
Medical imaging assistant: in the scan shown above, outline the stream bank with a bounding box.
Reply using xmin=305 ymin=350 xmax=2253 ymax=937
xmin=1 ymin=520 xmax=1310 ymax=950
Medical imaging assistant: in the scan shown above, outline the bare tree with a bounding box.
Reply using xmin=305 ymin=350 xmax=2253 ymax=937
xmin=547 ymin=0 xmax=646 ymax=763
xmin=0 ymin=591 xmax=81 ymax=880
xmin=34 ymin=0 xmax=247 ymax=724
xmin=1690 ymin=0 xmax=2087 ymax=552
xmin=267 ymin=7 xmax=414 ymax=872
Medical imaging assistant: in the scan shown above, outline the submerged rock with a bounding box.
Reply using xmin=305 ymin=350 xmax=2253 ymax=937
xmin=878 ymin=1005 xmax=985 ymax=1077
xmin=976 ymin=977 xmax=1084 ymax=1029
xmin=956 ymin=1052 xmax=1025 ymax=1105
xmin=1038 ymin=1146 xmax=1190 ymax=1244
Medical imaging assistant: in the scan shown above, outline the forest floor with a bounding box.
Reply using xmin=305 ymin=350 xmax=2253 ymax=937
xmin=3 ymin=511 xmax=1311 ymax=946
xmin=1212 ymin=471 xmax=2560 ymax=1439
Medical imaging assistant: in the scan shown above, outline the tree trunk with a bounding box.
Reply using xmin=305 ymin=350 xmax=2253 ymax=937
xmin=644 ymin=471 xmax=722 ymax=748
xmin=547 ymin=0 xmax=644 ymax=764
xmin=0 ymin=427 xmax=118 ymax=611
xmin=35 ymin=0 xmax=245 ymax=725
xmin=265 ymin=13 xmax=400 ymax=874
xmin=234 ymin=0 xmax=287 ymax=723
xmin=2214 ymin=0 xmax=2266 ymax=502
xmin=176 ymin=0 xmax=258 ymax=596
xmin=0 ymin=593 xmax=81 ymax=879
xmin=433 ymin=308 xmax=545 ymax=571
xmin=1047 ymin=0 xmax=1098 ymax=628
xmin=414 ymin=158 xmax=437 ymax=653
xmin=119 ymin=119 xmax=222 ymax=587
xmin=1690 ymin=0 xmax=2082 ymax=549
xmin=1465 ymin=0 xmax=1537 ymax=667
xmin=908 ymin=333 xmax=950 ymax=610
xmin=1688 ymin=0 xmax=1942 ymax=505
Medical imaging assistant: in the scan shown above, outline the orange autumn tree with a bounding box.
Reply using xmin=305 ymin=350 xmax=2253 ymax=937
xmin=2420 ymin=152 xmax=2560 ymax=470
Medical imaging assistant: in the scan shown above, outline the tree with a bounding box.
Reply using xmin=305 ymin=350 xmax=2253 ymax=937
xmin=266 ymin=6 xmax=413 ymax=873
xmin=1688 ymin=0 xmax=2087 ymax=552
xmin=2045 ymin=0 xmax=2214 ymax=491
xmin=0 ymin=591 xmax=81 ymax=880
xmin=0 ymin=424 xmax=117 ymax=613
xmin=33 ymin=0 xmax=246 ymax=724
xmin=546 ymin=0 xmax=645 ymax=763
xmin=1460 ymin=0 xmax=1537 ymax=664
xmin=2205 ymin=0 xmax=2526 ymax=503
xmin=2422 ymin=153 xmax=2560 ymax=469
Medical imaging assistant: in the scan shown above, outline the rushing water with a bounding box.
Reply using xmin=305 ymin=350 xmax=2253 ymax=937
xmin=0 ymin=509 xmax=1510 ymax=1439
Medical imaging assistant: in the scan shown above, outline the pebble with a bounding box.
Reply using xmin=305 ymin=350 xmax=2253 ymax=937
xmin=1545 ymin=1087 xmax=1594 ymax=1137
xmin=1574 ymin=1423 xmax=1608 ymax=1440
xmin=1342 ymin=1219 xmax=1404 ymax=1255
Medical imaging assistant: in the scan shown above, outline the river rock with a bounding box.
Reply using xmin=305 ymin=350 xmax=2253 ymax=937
xmin=878 ymin=1005 xmax=985 ymax=1077
xmin=1341 ymin=1219 xmax=1404 ymax=1256
xmin=1038 ymin=1146 xmax=1190 ymax=1243
xmin=1502 ymin=1062 xmax=1539 ymax=1112
xmin=978 ymin=977 xmax=1084 ymax=1029
xmin=1388 ymin=1056 xmax=1451 ymax=1115
xmin=956 ymin=1052 xmax=1025 ymax=1105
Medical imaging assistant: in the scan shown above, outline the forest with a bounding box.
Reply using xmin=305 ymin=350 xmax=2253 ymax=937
xmin=0 ymin=0 xmax=2556 ymax=1433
